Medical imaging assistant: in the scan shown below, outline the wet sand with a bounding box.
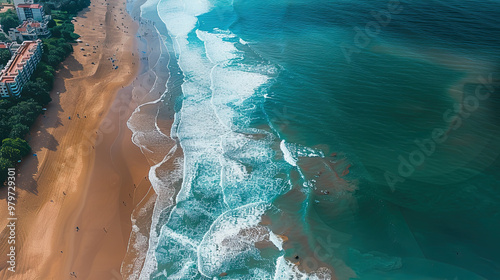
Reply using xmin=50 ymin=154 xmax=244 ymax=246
xmin=120 ymin=6 xmax=185 ymax=277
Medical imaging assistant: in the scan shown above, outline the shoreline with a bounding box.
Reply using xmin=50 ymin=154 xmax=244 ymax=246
xmin=121 ymin=0 xmax=185 ymax=276
xmin=0 ymin=0 xmax=156 ymax=278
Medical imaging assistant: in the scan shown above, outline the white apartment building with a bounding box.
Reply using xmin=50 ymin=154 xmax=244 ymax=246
xmin=14 ymin=0 xmax=45 ymax=22
xmin=0 ymin=40 xmax=42 ymax=97
xmin=9 ymin=19 xmax=50 ymax=41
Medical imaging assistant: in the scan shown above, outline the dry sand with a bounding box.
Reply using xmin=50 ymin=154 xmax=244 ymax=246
xmin=0 ymin=0 xmax=156 ymax=278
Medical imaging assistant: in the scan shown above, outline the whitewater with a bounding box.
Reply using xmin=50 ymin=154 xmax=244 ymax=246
xmin=132 ymin=0 xmax=315 ymax=278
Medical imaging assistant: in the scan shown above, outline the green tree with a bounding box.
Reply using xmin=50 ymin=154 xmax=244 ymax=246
xmin=0 ymin=145 xmax=21 ymax=162
xmin=47 ymin=54 xmax=61 ymax=67
xmin=22 ymin=79 xmax=51 ymax=105
xmin=0 ymin=49 xmax=12 ymax=66
xmin=23 ymin=79 xmax=49 ymax=94
xmin=0 ymin=10 xmax=19 ymax=33
xmin=8 ymin=114 xmax=31 ymax=127
xmin=0 ymin=32 xmax=10 ymax=43
xmin=0 ymin=157 xmax=13 ymax=184
xmin=7 ymin=99 xmax=42 ymax=125
xmin=0 ymin=99 xmax=12 ymax=110
xmin=0 ymin=120 xmax=10 ymax=140
xmin=47 ymin=19 xmax=57 ymax=28
xmin=51 ymin=27 xmax=61 ymax=38
xmin=9 ymin=124 xmax=29 ymax=139
xmin=2 ymin=138 xmax=31 ymax=156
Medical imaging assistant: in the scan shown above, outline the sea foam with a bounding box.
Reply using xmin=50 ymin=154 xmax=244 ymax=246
xmin=140 ymin=0 xmax=297 ymax=277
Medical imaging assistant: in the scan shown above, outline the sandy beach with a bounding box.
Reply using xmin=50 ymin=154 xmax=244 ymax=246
xmin=0 ymin=0 xmax=159 ymax=278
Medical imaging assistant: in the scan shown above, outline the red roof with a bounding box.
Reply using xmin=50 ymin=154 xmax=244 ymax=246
xmin=16 ymin=20 xmax=42 ymax=32
xmin=18 ymin=4 xmax=42 ymax=9
xmin=0 ymin=41 xmax=40 ymax=83
xmin=0 ymin=43 xmax=8 ymax=49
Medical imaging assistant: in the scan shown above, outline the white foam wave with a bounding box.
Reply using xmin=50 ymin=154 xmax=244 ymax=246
xmin=210 ymin=66 xmax=271 ymax=129
xmin=274 ymin=256 xmax=333 ymax=280
xmin=197 ymin=203 xmax=279 ymax=278
xmin=140 ymin=0 xmax=159 ymax=16
xmin=280 ymin=140 xmax=297 ymax=166
xmin=138 ymin=0 xmax=297 ymax=278
xmin=269 ymin=232 xmax=284 ymax=251
xmin=239 ymin=38 xmax=249 ymax=45
xmin=197 ymin=29 xmax=241 ymax=64
xmin=157 ymin=0 xmax=212 ymax=39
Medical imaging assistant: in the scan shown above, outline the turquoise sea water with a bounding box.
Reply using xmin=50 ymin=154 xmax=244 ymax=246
xmin=138 ymin=0 xmax=500 ymax=279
